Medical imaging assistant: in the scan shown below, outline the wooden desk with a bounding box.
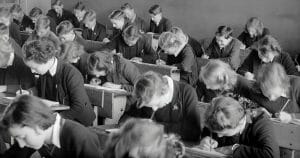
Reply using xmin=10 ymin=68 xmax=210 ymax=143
xmin=132 ymin=62 xmax=180 ymax=81
xmin=84 ymin=84 xmax=128 ymax=125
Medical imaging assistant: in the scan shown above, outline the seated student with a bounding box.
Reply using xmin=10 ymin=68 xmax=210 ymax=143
xmin=237 ymin=35 xmax=298 ymax=81
xmin=123 ymin=71 xmax=202 ymax=142
xmin=104 ymin=119 xmax=185 ymax=158
xmin=0 ymin=39 xmax=34 ymax=93
xmin=108 ymin=9 xmax=130 ymax=40
xmin=73 ymin=1 xmax=87 ymax=29
xmin=0 ymin=23 xmax=22 ymax=57
xmin=26 ymin=15 xmax=61 ymax=51
xmin=104 ymin=25 xmax=157 ymax=64
xmin=206 ymin=26 xmax=241 ymax=70
xmin=0 ymin=95 xmax=102 ymax=158
xmin=121 ymin=3 xmax=147 ymax=33
xmin=47 ymin=0 xmax=77 ymax=26
xmin=82 ymin=9 xmax=108 ymax=42
xmin=10 ymin=4 xmax=34 ymax=32
xmin=238 ymin=17 xmax=270 ymax=49
xmin=148 ymin=4 xmax=172 ymax=35
xmin=247 ymin=63 xmax=300 ymax=123
xmin=0 ymin=7 xmax=21 ymax=46
xmin=170 ymin=26 xmax=205 ymax=57
xmin=28 ymin=7 xmax=57 ymax=33
xmin=22 ymin=38 xmax=95 ymax=126
xmin=199 ymin=96 xmax=279 ymax=158
xmin=158 ymin=31 xmax=198 ymax=86
xmin=56 ymin=20 xmax=104 ymax=53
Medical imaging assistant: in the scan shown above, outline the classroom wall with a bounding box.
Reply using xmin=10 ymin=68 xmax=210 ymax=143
xmin=60 ymin=0 xmax=300 ymax=56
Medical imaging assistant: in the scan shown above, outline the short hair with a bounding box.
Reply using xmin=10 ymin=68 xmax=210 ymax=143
xmin=59 ymin=41 xmax=85 ymax=62
xmin=0 ymin=23 xmax=9 ymax=35
xmin=35 ymin=15 xmax=50 ymax=31
xmin=257 ymin=35 xmax=282 ymax=56
xmin=10 ymin=4 xmax=22 ymax=14
xmin=0 ymin=7 xmax=11 ymax=19
xmin=149 ymin=4 xmax=162 ymax=15
xmin=104 ymin=118 xmax=184 ymax=158
xmin=87 ymin=51 xmax=116 ymax=74
xmin=158 ymin=32 xmax=183 ymax=50
xmin=82 ymin=9 xmax=96 ymax=23
xmin=52 ymin=0 xmax=63 ymax=6
xmin=215 ymin=25 xmax=233 ymax=39
xmin=22 ymin=38 xmax=57 ymax=64
xmin=1 ymin=95 xmax=56 ymax=130
xmin=29 ymin=7 xmax=43 ymax=18
xmin=170 ymin=26 xmax=187 ymax=41
xmin=246 ymin=17 xmax=264 ymax=36
xmin=122 ymin=25 xmax=141 ymax=41
xmin=256 ymin=62 xmax=290 ymax=92
xmin=121 ymin=3 xmax=133 ymax=10
xmin=108 ymin=10 xmax=125 ymax=20
xmin=74 ymin=1 xmax=86 ymax=11
xmin=133 ymin=71 xmax=168 ymax=108
xmin=200 ymin=59 xmax=238 ymax=90
xmin=205 ymin=96 xmax=245 ymax=131
xmin=56 ymin=20 xmax=74 ymax=36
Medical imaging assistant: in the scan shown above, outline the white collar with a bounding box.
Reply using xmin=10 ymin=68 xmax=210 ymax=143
xmin=48 ymin=57 xmax=58 ymax=76
xmin=159 ymin=76 xmax=174 ymax=107
xmin=51 ymin=114 xmax=62 ymax=148
xmin=7 ymin=53 xmax=15 ymax=67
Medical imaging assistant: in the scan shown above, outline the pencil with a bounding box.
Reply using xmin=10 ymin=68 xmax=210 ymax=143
xmin=280 ymin=99 xmax=290 ymax=112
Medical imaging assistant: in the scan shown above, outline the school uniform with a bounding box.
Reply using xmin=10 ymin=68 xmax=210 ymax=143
xmin=9 ymin=22 xmax=22 ymax=46
xmin=74 ymin=32 xmax=105 ymax=53
xmin=201 ymin=113 xmax=280 ymax=158
xmin=237 ymin=50 xmax=299 ymax=77
xmin=26 ymin=31 xmax=61 ymax=51
xmin=47 ymin=9 xmax=77 ymax=26
xmin=82 ymin=22 xmax=107 ymax=42
xmin=238 ymin=28 xmax=270 ymax=48
xmin=188 ymin=35 xmax=205 ymax=57
xmin=1 ymin=114 xmax=103 ymax=158
xmin=123 ymin=77 xmax=202 ymax=142
xmin=149 ymin=17 xmax=172 ymax=34
xmin=9 ymin=38 xmax=23 ymax=57
xmin=206 ymin=37 xmax=241 ymax=70
xmin=0 ymin=54 xmax=35 ymax=93
xmin=13 ymin=15 xmax=35 ymax=31
xmin=104 ymin=34 xmax=157 ymax=64
xmin=36 ymin=59 xmax=95 ymax=126
xmin=129 ymin=15 xmax=147 ymax=33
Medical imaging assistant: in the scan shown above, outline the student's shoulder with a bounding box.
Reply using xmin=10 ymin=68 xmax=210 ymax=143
xmin=250 ymin=113 xmax=273 ymax=132
xmin=47 ymin=9 xmax=56 ymax=16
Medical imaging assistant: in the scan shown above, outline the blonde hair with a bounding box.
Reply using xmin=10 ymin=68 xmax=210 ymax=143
xmin=158 ymin=32 xmax=185 ymax=50
xmin=59 ymin=41 xmax=85 ymax=62
xmin=257 ymin=35 xmax=281 ymax=56
xmin=82 ymin=9 xmax=96 ymax=23
xmin=246 ymin=17 xmax=264 ymax=36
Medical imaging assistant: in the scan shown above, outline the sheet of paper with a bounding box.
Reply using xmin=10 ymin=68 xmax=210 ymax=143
xmin=84 ymin=84 xmax=127 ymax=93
xmin=185 ymin=147 xmax=228 ymax=158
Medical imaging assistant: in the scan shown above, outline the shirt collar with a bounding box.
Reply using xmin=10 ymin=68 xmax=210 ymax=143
xmin=48 ymin=57 xmax=58 ymax=76
xmin=7 ymin=53 xmax=15 ymax=67
xmin=51 ymin=114 xmax=62 ymax=148
xmin=160 ymin=76 xmax=174 ymax=106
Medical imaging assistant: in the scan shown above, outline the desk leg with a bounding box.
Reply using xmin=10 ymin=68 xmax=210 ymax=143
xmin=93 ymin=106 xmax=98 ymax=126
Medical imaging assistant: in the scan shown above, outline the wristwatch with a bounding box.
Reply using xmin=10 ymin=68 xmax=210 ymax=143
xmin=232 ymin=143 xmax=240 ymax=152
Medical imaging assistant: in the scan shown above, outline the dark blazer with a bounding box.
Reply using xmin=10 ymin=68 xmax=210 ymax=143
xmin=74 ymin=32 xmax=105 ymax=53
xmin=237 ymin=50 xmax=299 ymax=77
xmin=206 ymin=37 xmax=241 ymax=70
xmin=82 ymin=22 xmax=107 ymax=42
xmin=47 ymin=9 xmax=77 ymax=26
xmin=37 ymin=60 xmax=95 ymax=126
xmin=238 ymin=28 xmax=270 ymax=48
xmin=201 ymin=113 xmax=280 ymax=158
xmin=0 ymin=55 xmax=35 ymax=93
xmin=13 ymin=15 xmax=34 ymax=31
xmin=188 ymin=35 xmax=205 ymax=57
xmin=149 ymin=17 xmax=172 ymax=34
xmin=9 ymin=22 xmax=21 ymax=46
xmin=130 ymin=16 xmax=147 ymax=33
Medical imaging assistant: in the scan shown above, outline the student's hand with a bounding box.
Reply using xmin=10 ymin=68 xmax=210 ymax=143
xmin=16 ymin=89 xmax=31 ymax=96
xmin=275 ymin=111 xmax=293 ymax=123
xmin=257 ymin=107 xmax=272 ymax=118
xmin=215 ymin=146 xmax=234 ymax=155
xmin=130 ymin=57 xmax=143 ymax=63
xmin=244 ymin=72 xmax=255 ymax=81
xmin=198 ymin=136 xmax=218 ymax=151
xmin=156 ymin=59 xmax=166 ymax=65
xmin=296 ymin=65 xmax=300 ymax=72
xmin=201 ymin=54 xmax=209 ymax=59
xmin=102 ymin=82 xmax=122 ymax=89
xmin=90 ymin=78 xmax=101 ymax=86
xmin=102 ymin=38 xmax=110 ymax=43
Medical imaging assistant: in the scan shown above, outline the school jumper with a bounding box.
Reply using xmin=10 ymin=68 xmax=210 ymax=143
xmin=74 ymin=32 xmax=105 ymax=53
xmin=238 ymin=28 xmax=270 ymax=48
xmin=188 ymin=35 xmax=205 ymax=57
xmin=149 ymin=17 xmax=172 ymax=34
xmin=82 ymin=22 xmax=107 ymax=42
xmin=47 ymin=9 xmax=78 ymax=26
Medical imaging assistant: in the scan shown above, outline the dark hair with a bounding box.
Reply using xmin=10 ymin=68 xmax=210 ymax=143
xmin=121 ymin=3 xmax=133 ymax=10
xmin=205 ymin=96 xmax=245 ymax=131
xmin=122 ymin=25 xmax=141 ymax=41
xmin=59 ymin=41 xmax=85 ymax=62
xmin=22 ymin=38 xmax=57 ymax=64
xmin=0 ymin=23 xmax=9 ymax=35
xmin=29 ymin=7 xmax=42 ymax=18
xmin=257 ymin=35 xmax=281 ymax=56
xmin=87 ymin=51 xmax=118 ymax=74
xmin=108 ymin=9 xmax=125 ymax=20
xmin=52 ymin=0 xmax=63 ymax=6
xmin=74 ymin=1 xmax=86 ymax=11
xmin=149 ymin=4 xmax=162 ymax=15
xmin=215 ymin=25 xmax=233 ymax=39
xmin=56 ymin=20 xmax=74 ymax=36
xmin=1 ymin=95 xmax=56 ymax=130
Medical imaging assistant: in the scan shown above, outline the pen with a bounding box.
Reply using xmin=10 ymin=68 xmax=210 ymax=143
xmin=280 ymin=99 xmax=290 ymax=112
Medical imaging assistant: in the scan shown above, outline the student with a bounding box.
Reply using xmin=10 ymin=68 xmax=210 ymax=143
xmin=123 ymin=71 xmax=202 ymax=142
xmin=26 ymin=15 xmax=61 ymax=51
xmin=170 ymin=26 xmax=205 ymax=57
xmin=148 ymin=4 xmax=172 ymax=34
xmin=0 ymin=7 xmax=21 ymax=45
xmin=56 ymin=20 xmax=104 ymax=53
xmin=28 ymin=7 xmax=57 ymax=33
xmin=47 ymin=0 xmax=77 ymax=26
xmin=238 ymin=17 xmax=270 ymax=49
xmin=104 ymin=119 xmax=185 ymax=158
xmin=104 ymin=25 xmax=157 ymax=64
xmin=108 ymin=9 xmax=130 ymax=40
xmin=82 ymin=9 xmax=108 ymax=42
xmin=0 ymin=38 xmax=34 ymax=94
xmin=0 ymin=23 xmax=22 ymax=57
xmin=237 ymin=35 xmax=298 ymax=81
xmin=121 ymin=3 xmax=147 ymax=33
xmin=73 ymin=1 xmax=87 ymax=29
xmin=206 ymin=25 xmax=241 ymax=70
xmin=158 ymin=31 xmax=198 ymax=86
xmin=22 ymin=38 xmax=95 ymax=126
xmin=248 ymin=63 xmax=300 ymax=122
xmin=199 ymin=96 xmax=279 ymax=158
xmin=10 ymin=4 xmax=34 ymax=32
xmin=0 ymin=95 xmax=102 ymax=158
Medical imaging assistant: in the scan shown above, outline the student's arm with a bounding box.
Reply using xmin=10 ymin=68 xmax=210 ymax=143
xmin=280 ymin=53 xmax=299 ymax=76
xmin=218 ymin=39 xmax=241 ymax=70
xmin=237 ymin=31 xmax=247 ymax=45
xmin=175 ymin=46 xmax=195 ymax=73
xmin=120 ymin=60 xmax=141 ymax=92
xmin=237 ymin=51 xmax=255 ymax=75
xmin=10 ymin=22 xmax=22 ymax=46
xmin=97 ymin=24 xmax=108 ymax=42
xmin=195 ymin=80 xmax=206 ymax=101
xmin=142 ymin=36 xmax=157 ymax=63
xmin=164 ymin=18 xmax=172 ymax=31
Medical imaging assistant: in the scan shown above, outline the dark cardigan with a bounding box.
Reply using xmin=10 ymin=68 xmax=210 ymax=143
xmin=149 ymin=17 xmax=172 ymax=34
xmin=201 ymin=113 xmax=280 ymax=158
xmin=238 ymin=28 xmax=270 ymax=48
xmin=47 ymin=9 xmax=77 ymax=26
xmin=37 ymin=60 xmax=95 ymax=126
xmin=188 ymin=35 xmax=205 ymax=57
xmin=0 ymin=55 xmax=35 ymax=93
xmin=82 ymin=22 xmax=107 ymax=42
xmin=206 ymin=37 xmax=241 ymax=70
xmin=237 ymin=50 xmax=299 ymax=77
xmin=124 ymin=80 xmax=202 ymax=142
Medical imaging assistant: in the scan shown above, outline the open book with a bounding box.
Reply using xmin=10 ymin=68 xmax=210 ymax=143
xmin=185 ymin=147 xmax=229 ymax=158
